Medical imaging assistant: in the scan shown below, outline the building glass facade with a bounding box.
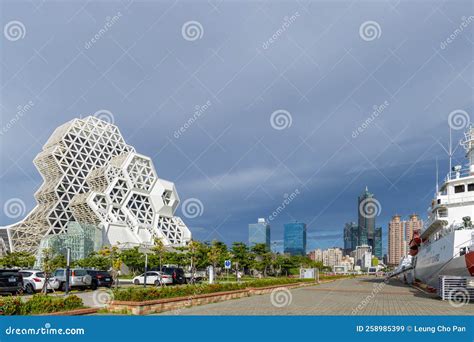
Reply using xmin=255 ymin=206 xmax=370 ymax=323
xmin=284 ymin=222 xmax=307 ymax=256
xmin=248 ymin=218 xmax=270 ymax=250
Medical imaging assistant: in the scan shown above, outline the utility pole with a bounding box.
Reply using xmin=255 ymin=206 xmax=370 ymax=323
xmin=65 ymin=247 xmax=71 ymax=295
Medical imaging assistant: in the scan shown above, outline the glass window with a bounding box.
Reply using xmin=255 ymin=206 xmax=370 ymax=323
xmin=468 ymin=183 xmax=474 ymax=192
xmin=74 ymin=270 xmax=86 ymax=276
xmin=19 ymin=271 xmax=33 ymax=278
xmin=454 ymin=185 xmax=465 ymax=193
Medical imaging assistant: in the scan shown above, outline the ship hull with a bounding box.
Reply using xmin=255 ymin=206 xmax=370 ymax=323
xmin=414 ymin=229 xmax=473 ymax=289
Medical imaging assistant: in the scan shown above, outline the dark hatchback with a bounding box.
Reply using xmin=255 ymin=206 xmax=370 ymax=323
xmin=86 ymin=270 xmax=113 ymax=289
xmin=0 ymin=269 xmax=23 ymax=295
xmin=160 ymin=267 xmax=186 ymax=285
xmin=86 ymin=270 xmax=114 ymax=290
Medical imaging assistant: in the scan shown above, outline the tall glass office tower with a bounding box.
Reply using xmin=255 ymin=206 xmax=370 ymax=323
xmin=248 ymin=218 xmax=270 ymax=250
xmin=283 ymin=222 xmax=307 ymax=256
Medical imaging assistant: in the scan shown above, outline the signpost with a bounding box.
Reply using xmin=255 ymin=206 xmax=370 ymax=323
xmin=224 ymin=260 xmax=231 ymax=282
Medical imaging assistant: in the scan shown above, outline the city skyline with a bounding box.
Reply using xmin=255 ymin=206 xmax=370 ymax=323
xmin=1 ymin=1 xmax=472 ymax=255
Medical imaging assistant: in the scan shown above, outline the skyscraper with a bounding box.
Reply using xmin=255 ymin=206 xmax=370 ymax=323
xmin=388 ymin=214 xmax=423 ymax=266
xmin=283 ymin=222 xmax=307 ymax=256
xmin=248 ymin=218 xmax=270 ymax=250
xmin=343 ymin=222 xmax=358 ymax=255
xmin=405 ymin=214 xmax=423 ymax=250
xmin=374 ymin=227 xmax=382 ymax=259
xmin=357 ymin=187 xmax=381 ymax=258
xmin=388 ymin=215 xmax=404 ymax=265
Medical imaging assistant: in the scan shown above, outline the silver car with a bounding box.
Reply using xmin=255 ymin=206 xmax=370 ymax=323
xmin=52 ymin=268 xmax=92 ymax=291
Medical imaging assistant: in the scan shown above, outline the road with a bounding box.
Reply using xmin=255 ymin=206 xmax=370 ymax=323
xmin=154 ymin=277 xmax=473 ymax=315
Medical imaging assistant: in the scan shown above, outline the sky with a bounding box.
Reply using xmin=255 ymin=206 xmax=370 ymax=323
xmin=0 ymin=0 xmax=473 ymax=255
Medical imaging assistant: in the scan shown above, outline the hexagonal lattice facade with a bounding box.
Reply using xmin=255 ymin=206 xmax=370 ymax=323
xmin=6 ymin=116 xmax=191 ymax=253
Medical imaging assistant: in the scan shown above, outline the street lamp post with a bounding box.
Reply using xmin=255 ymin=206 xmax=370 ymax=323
xmin=143 ymin=253 xmax=148 ymax=288
xmin=65 ymin=247 xmax=71 ymax=295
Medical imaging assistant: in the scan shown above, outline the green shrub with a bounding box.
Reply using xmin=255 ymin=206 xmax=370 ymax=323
xmin=0 ymin=296 xmax=23 ymax=315
xmin=0 ymin=295 xmax=83 ymax=315
xmin=113 ymin=277 xmax=316 ymax=302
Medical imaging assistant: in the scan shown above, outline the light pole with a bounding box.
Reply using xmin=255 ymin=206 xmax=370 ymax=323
xmin=65 ymin=247 xmax=71 ymax=295
xmin=143 ymin=253 xmax=148 ymax=288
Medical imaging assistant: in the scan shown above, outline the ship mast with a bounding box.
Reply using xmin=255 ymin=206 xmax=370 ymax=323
xmin=461 ymin=125 xmax=474 ymax=175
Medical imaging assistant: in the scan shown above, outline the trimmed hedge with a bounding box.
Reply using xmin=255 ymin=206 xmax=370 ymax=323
xmin=113 ymin=278 xmax=316 ymax=302
xmin=0 ymin=294 xmax=84 ymax=315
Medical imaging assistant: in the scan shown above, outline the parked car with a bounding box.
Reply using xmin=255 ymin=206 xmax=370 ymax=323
xmin=52 ymin=268 xmax=92 ymax=291
xmin=85 ymin=270 xmax=113 ymax=289
xmin=132 ymin=271 xmax=172 ymax=286
xmin=160 ymin=267 xmax=186 ymax=284
xmin=19 ymin=270 xmax=57 ymax=293
xmin=184 ymin=270 xmax=206 ymax=283
xmin=0 ymin=269 xmax=23 ymax=295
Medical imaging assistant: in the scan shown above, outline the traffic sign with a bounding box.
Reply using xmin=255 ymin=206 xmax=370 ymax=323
xmin=224 ymin=260 xmax=231 ymax=269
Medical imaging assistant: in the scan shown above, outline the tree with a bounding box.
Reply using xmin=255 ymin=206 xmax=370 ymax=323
xmin=73 ymin=252 xmax=111 ymax=270
xmin=0 ymin=251 xmax=36 ymax=268
xmin=207 ymin=240 xmax=228 ymax=273
xmin=151 ymin=238 xmax=165 ymax=271
xmin=230 ymin=242 xmax=251 ymax=273
xmin=98 ymin=246 xmax=122 ymax=288
xmin=251 ymin=243 xmax=272 ymax=277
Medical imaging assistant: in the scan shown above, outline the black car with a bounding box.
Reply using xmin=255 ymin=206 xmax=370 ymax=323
xmin=85 ymin=270 xmax=113 ymax=289
xmin=0 ymin=269 xmax=23 ymax=295
xmin=160 ymin=267 xmax=186 ymax=285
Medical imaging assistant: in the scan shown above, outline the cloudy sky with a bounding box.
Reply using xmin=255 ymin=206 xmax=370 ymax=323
xmin=1 ymin=0 xmax=473 ymax=254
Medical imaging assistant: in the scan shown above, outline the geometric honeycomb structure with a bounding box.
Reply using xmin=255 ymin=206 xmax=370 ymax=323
xmin=5 ymin=116 xmax=191 ymax=253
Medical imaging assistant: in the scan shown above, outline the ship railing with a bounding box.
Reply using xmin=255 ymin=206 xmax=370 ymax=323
xmin=436 ymin=194 xmax=474 ymax=206
xmin=445 ymin=167 xmax=472 ymax=181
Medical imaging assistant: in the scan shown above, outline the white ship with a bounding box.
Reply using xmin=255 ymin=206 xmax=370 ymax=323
xmin=406 ymin=125 xmax=474 ymax=289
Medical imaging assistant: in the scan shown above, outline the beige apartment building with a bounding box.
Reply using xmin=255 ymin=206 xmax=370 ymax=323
xmin=388 ymin=214 xmax=423 ymax=266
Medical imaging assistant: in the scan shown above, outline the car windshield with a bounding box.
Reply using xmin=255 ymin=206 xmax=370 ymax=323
xmin=73 ymin=270 xmax=86 ymax=276
xmin=20 ymin=271 xmax=33 ymax=277
xmin=0 ymin=270 xmax=18 ymax=276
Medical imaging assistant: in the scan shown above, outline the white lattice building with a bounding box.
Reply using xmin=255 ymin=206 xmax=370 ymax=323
xmin=3 ymin=116 xmax=191 ymax=253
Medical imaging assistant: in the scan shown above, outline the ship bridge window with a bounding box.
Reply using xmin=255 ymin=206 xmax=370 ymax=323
xmin=454 ymin=185 xmax=465 ymax=193
xmin=468 ymin=183 xmax=474 ymax=192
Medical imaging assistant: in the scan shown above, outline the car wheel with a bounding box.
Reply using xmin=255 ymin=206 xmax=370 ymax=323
xmin=60 ymin=282 xmax=67 ymax=292
xmin=25 ymin=284 xmax=35 ymax=294
xmin=134 ymin=279 xmax=140 ymax=285
xmin=154 ymin=280 xmax=160 ymax=286
xmin=91 ymin=281 xmax=98 ymax=290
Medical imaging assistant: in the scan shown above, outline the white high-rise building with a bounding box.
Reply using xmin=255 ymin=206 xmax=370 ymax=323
xmin=2 ymin=116 xmax=192 ymax=253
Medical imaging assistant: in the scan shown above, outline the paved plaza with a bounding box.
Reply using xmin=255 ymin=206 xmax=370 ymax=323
xmin=157 ymin=277 xmax=473 ymax=316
